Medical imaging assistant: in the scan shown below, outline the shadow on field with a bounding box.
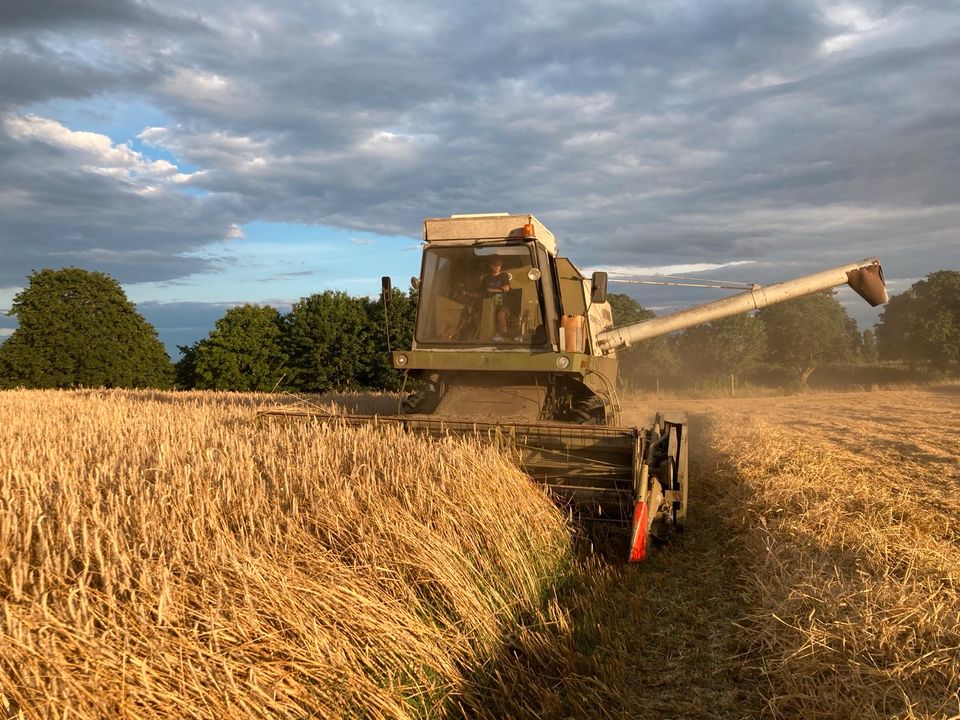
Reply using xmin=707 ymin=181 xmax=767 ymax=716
xmin=454 ymin=414 xmax=769 ymax=719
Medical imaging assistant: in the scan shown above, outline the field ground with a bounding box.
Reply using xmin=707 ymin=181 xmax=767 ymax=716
xmin=2 ymin=385 xmax=959 ymax=718
xmin=501 ymin=385 xmax=960 ymax=718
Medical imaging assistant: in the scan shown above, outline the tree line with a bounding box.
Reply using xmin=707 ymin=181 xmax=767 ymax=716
xmin=174 ymin=288 xmax=416 ymax=392
xmin=614 ymin=290 xmax=866 ymax=392
xmin=616 ymin=270 xmax=960 ymax=392
xmin=0 ymin=267 xmax=957 ymax=392
xmin=0 ymin=268 xmax=416 ymax=392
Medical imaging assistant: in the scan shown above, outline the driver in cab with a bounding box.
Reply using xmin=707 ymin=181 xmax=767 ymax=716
xmin=480 ymin=256 xmax=511 ymax=337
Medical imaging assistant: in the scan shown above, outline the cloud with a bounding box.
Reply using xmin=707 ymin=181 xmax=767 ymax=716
xmin=0 ymin=0 xmax=957 ymax=306
xmin=259 ymin=270 xmax=319 ymax=282
xmin=598 ymin=260 xmax=757 ymax=278
xmin=5 ymin=114 xmax=196 ymax=185
xmin=0 ymin=0 xmax=200 ymax=32
xmin=0 ymin=111 xmax=241 ymax=285
xmin=225 ymin=224 xmax=245 ymax=239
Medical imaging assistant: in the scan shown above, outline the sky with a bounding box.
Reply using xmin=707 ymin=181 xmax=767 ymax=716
xmin=0 ymin=0 xmax=958 ymax=357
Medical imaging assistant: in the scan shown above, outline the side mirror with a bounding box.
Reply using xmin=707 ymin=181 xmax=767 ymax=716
xmin=591 ymin=271 xmax=608 ymax=304
xmin=381 ymin=276 xmax=392 ymax=305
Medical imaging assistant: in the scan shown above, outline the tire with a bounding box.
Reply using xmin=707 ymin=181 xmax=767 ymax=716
xmin=569 ymin=397 xmax=606 ymax=425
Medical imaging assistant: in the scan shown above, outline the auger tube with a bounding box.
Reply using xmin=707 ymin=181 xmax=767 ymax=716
xmin=596 ymin=258 xmax=887 ymax=353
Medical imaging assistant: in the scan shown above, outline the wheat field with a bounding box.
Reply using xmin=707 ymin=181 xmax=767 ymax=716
xmin=1 ymin=385 xmax=959 ymax=718
xmin=0 ymin=390 xmax=572 ymax=718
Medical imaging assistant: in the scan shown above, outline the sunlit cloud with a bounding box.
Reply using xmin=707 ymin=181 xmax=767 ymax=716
xmin=591 ymin=261 xmax=757 ymax=277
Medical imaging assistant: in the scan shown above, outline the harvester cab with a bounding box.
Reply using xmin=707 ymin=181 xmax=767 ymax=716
xmin=392 ymin=213 xmax=621 ymax=425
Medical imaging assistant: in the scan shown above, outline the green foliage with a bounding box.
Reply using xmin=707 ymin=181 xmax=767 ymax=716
xmin=758 ymin=290 xmax=857 ymax=384
xmin=180 ymin=305 xmax=289 ymax=391
xmin=360 ymin=288 xmax=417 ymax=391
xmin=606 ymin=293 xmax=679 ymax=389
xmin=172 ymin=288 xmax=419 ymax=392
xmin=677 ymin=314 xmax=766 ymax=382
xmin=0 ymin=268 xmax=173 ymax=389
xmin=175 ymin=342 xmax=200 ymax=389
xmin=607 ymin=293 xmax=654 ymax=325
xmin=876 ymin=270 xmax=960 ymax=370
xmin=283 ymin=291 xmax=377 ymax=392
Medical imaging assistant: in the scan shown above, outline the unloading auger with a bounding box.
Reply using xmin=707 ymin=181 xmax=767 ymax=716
xmin=266 ymin=213 xmax=887 ymax=561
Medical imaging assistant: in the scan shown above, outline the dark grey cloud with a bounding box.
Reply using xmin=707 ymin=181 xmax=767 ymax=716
xmin=0 ymin=0 xmax=957 ymax=329
xmin=0 ymin=48 xmax=126 ymax=106
xmin=0 ymin=1 xmax=207 ymax=107
xmin=0 ymin=0 xmax=203 ymax=34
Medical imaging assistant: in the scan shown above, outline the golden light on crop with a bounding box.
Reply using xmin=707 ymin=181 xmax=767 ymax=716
xmin=2 ymin=385 xmax=959 ymax=719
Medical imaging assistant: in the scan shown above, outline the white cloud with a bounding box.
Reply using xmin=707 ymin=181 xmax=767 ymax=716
xmin=4 ymin=113 xmax=199 ymax=188
xmin=161 ymin=67 xmax=237 ymax=104
xmin=140 ymin=126 xmax=270 ymax=173
xmin=739 ymin=71 xmax=790 ymax=91
xmin=597 ymin=261 xmax=757 ymax=277
xmin=817 ymin=1 xmax=895 ymax=56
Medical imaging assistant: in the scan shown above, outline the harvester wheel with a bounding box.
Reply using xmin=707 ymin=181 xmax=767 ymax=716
xmin=568 ymin=397 xmax=605 ymax=425
xmin=401 ymin=387 xmax=441 ymax=414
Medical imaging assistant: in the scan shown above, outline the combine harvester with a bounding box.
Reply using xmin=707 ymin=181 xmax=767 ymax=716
xmin=271 ymin=214 xmax=888 ymax=561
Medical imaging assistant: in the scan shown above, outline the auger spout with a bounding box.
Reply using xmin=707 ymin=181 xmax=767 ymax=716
xmin=596 ymin=258 xmax=887 ymax=353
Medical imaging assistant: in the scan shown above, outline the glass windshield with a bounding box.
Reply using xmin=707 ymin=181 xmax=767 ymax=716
xmin=416 ymin=244 xmax=546 ymax=346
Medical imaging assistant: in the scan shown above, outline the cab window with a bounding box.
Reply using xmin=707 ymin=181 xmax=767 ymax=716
xmin=416 ymin=244 xmax=546 ymax=346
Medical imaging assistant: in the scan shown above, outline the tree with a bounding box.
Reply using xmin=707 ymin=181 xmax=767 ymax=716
xmin=283 ymin=291 xmax=374 ymax=392
xmin=677 ymin=314 xmax=766 ymax=392
xmin=876 ymin=270 xmax=960 ymax=370
xmin=758 ymin=290 xmax=857 ymax=385
xmin=178 ymin=305 xmax=289 ymax=391
xmin=607 ymin=293 xmax=654 ymax=326
xmin=606 ymin=293 xmax=679 ymax=389
xmin=861 ymin=329 xmax=879 ymax=364
xmin=0 ymin=268 xmax=173 ymax=389
xmin=359 ymin=287 xmax=418 ymax=390
xmin=175 ymin=341 xmax=200 ymax=389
